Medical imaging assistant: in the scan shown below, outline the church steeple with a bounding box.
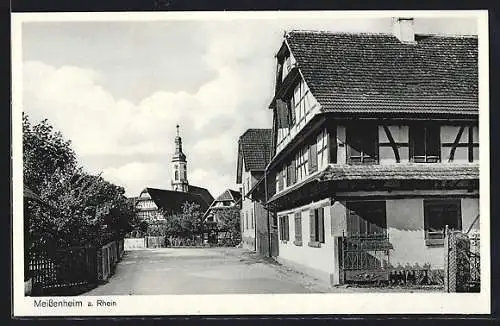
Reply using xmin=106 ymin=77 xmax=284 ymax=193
xmin=171 ymin=124 xmax=189 ymax=192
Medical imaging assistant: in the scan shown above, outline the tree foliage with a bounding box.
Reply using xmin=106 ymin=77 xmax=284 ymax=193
xmin=23 ymin=113 xmax=137 ymax=251
xmin=210 ymin=207 xmax=241 ymax=242
xmin=159 ymin=202 xmax=203 ymax=237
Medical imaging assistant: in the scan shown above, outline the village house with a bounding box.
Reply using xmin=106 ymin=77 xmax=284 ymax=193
xmin=248 ymin=18 xmax=479 ymax=286
xmin=203 ymin=188 xmax=242 ymax=223
xmin=134 ymin=125 xmax=214 ymax=222
xmin=236 ymin=129 xmax=277 ymax=256
xmin=203 ymin=188 xmax=242 ymax=244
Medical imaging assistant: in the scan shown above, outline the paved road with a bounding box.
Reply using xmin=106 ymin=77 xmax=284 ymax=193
xmin=83 ymin=248 xmax=316 ymax=295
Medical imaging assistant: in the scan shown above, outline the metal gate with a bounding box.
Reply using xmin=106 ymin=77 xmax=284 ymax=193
xmin=444 ymin=227 xmax=480 ymax=292
xmin=339 ymin=233 xmax=393 ymax=283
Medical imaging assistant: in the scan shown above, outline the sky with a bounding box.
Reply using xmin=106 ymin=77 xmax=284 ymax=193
xmin=21 ymin=13 xmax=478 ymax=198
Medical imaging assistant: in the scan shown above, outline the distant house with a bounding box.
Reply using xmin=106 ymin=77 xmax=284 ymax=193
xmin=236 ymin=128 xmax=276 ymax=256
xmin=203 ymin=189 xmax=242 ymax=223
xmin=249 ymin=18 xmax=479 ymax=286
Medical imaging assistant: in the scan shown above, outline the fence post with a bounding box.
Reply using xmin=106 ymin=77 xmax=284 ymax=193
xmin=96 ymin=246 xmax=103 ymax=282
xmin=444 ymin=225 xmax=450 ymax=292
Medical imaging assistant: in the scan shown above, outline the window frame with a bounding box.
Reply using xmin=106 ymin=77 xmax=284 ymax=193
xmin=409 ymin=124 xmax=441 ymax=163
xmin=423 ymin=199 xmax=462 ymax=246
xmin=317 ymin=129 xmax=329 ymax=169
xmin=308 ymin=207 xmax=325 ymax=247
xmin=346 ymin=201 xmax=387 ymax=237
xmin=346 ymin=124 xmax=379 ymax=165
xmin=279 ymin=215 xmax=290 ymax=242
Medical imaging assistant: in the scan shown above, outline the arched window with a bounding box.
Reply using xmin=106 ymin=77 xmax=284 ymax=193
xmin=175 ymin=170 xmax=179 ymax=180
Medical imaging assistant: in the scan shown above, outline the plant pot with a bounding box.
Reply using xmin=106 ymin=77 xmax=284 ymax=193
xmin=24 ymin=278 xmax=33 ymax=296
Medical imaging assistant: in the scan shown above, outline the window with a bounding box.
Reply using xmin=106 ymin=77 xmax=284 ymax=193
xmin=281 ymin=167 xmax=287 ymax=189
xmin=279 ymin=215 xmax=290 ymax=241
xmin=294 ymin=212 xmax=302 ymax=246
xmin=346 ymin=201 xmax=387 ymax=237
xmin=347 ymin=124 xmax=378 ymax=164
xmin=282 ymin=56 xmax=292 ymax=81
xmin=183 ymin=165 xmax=187 ymax=179
xmin=293 ymin=81 xmax=310 ymax=125
xmin=251 ymin=209 xmax=255 ymax=229
xmin=174 ymin=165 xmax=179 ymax=180
xmin=276 ymin=167 xmax=285 ymax=192
xmin=424 ymin=199 xmax=462 ymax=246
xmin=317 ymin=129 xmax=329 ymax=169
xmin=410 ymin=124 xmax=440 ymax=163
xmin=245 ymin=212 xmax=249 ymax=230
xmin=296 ymin=146 xmax=309 ymax=181
xmin=309 ymin=207 xmax=325 ymax=246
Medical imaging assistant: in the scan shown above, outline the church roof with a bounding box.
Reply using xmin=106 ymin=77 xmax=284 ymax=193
xmin=144 ymin=187 xmax=211 ymax=214
xmin=187 ymin=185 xmax=214 ymax=206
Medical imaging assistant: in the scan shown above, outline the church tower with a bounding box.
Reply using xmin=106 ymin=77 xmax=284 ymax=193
xmin=171 ymin=125 xmax=189 ymax=192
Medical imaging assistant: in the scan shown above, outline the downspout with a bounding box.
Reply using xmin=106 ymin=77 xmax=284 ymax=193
xmin=265 ymin=167 xmax=271 ymax=257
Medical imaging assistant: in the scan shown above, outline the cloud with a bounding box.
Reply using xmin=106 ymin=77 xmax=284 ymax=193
xmin=22 ymin=17 xmax=478 ymax=198
xmin=22 ymin=23 xmax=274 ymax=197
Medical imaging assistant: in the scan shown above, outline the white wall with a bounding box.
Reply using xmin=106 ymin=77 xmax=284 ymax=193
xmin=386 ymin=197 xmax=480 ymax=269
xmin=277 ymin=198 xmax=335 ymax=284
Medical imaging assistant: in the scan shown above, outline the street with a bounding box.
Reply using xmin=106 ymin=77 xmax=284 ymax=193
xmin=83 ymin=248 xmax=324 ymax=295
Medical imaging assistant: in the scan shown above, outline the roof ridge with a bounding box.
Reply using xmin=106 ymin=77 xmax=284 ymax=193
xmin=239 ymin=128 xmax=272 ymax=140
xmin=286 ymin=30 xmax=478 ymax=38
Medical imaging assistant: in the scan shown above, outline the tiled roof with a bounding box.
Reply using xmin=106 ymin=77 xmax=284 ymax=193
xmin=187 ymin=185 xmax=214 ymax=206
xmin=214 ymin=189 xmax=242 ymax=202
xmin=146 ymin=187 xmax=210 ymax=214
xmin=239 ymin=129 xmax=273 ymax=171
xmin=285 ymin=31 xmax=478 ymax=115
xmin=318 ymin=163 xmax=479 ymax=182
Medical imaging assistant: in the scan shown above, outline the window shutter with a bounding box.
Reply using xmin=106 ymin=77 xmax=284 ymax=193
xmin=289 ymin=99 xmax=296 ymax=124
xmin=278 ymin=168 xmax=284 ymax=190
xmin=309 ymin=141 xmax=318 ymax=172
xmin=285 ymin=216 xmax=290 ymax=240
xmin=290 ymin=159 xmax=296 ymax=184
xmin=295 ymin=213 xmax=302 ymax=242
xmin=309 ymin=209 xmax=316 ymax=242
xmin=328 ymin=125 xmax=338 ymax=164
xmin=318 ymin=208 xmax=325 ymax=243
xmin=278 ymin=216 xmax=282 ymax=239
xmin=276 ymin=99 xmax=289 ymax=129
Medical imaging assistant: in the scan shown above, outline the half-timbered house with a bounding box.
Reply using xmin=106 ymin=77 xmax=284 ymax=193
xmin=248 ymin=18 xmax=479 ymax=286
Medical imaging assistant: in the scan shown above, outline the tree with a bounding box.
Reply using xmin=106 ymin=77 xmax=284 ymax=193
xmin=160 ymin=202 xmax=203 ymax=239
xmin=210 ymin=207 xmax=241 ymax=245
xmin=23 ymin=114 xmax=137 ymax=249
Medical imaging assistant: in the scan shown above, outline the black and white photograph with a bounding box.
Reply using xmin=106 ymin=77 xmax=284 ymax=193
xmin=12 ymin=10 xmax=490 ymax=316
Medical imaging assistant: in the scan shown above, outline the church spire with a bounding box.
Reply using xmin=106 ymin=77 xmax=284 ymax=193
xmin=171 ymin=124 xmax=188 ymax=192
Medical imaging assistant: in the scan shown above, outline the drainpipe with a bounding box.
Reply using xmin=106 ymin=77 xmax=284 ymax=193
xmin=264 ymin=168 xmax=272 ymax=258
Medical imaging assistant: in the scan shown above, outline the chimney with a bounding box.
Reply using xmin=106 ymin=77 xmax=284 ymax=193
xmin=392 ymin=17 xmax=416 ymax=44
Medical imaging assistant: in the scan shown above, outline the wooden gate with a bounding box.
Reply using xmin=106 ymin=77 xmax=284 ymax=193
xmin=29 ymin=246 xmax=97 ymax=296
xmin=339 ymin=233 xmax=392 ymax=283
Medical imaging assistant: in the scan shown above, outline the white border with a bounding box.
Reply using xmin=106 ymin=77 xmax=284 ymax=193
xmin=12 ymin=10 xmax=490 ymax=316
